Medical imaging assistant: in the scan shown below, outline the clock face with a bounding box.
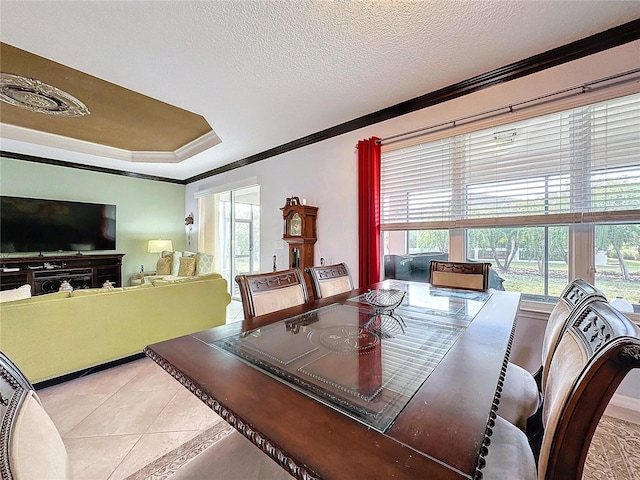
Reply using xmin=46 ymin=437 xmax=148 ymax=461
xmin=289 ymin=213 xmax=302 ymax=236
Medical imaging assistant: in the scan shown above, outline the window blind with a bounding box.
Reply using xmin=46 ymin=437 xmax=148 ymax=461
xmin=381 ymin=93 xmax=640 ymax=230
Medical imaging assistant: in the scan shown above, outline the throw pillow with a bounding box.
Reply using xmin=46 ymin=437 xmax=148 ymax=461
xmin=156 ymin=256 xmax=172 ymax=275
xmin=171 ymin=251 xmax=183 ymax=276
xmin=0 ymin=284 xmax=31 ymax=303
xmin=178 ymin=256 xmax=196 ymax=276
xmin=195 ymin=252 xmax=214 ymax=275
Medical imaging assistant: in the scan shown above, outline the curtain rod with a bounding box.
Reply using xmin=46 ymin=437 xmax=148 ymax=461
xmin=378 ymin=68 xmax=640 ymax=146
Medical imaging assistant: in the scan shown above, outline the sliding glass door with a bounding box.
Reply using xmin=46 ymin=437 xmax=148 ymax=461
xmin=198 ymin=185 xmax=260 ymax=298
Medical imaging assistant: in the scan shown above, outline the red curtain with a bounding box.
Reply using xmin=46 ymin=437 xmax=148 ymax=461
xmin=357 ymin=137 xmax=381 ymax=287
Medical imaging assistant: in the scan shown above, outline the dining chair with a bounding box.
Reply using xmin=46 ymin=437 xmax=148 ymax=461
xmin=305 ymin=262 xmax=354 ymax=299
xmin=235 ymin=268 xmax=309 ymax=320
xmin=0 ymin=350 xmax=73 ymax=480
xmin=428 ymin=260 xmax=491 ymax=291
xmin=477 ymin=300 xmax=640 ymax=479
xmin=498 ymin=279 xmax=607 ymax=433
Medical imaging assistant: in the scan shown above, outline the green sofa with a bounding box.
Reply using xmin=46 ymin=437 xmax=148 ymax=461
xmin=0 ymin=273 xmax=231 ymax=383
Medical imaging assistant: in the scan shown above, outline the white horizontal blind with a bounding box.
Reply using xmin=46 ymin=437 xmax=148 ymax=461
xmin=381 ymin=139 xmax=455 ymax=226
xmin=381 ymin=93 xmax=640 ymax=229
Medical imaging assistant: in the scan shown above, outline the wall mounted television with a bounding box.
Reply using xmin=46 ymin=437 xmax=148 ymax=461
xmin=0 ymin=196 xmax=116 ymax=254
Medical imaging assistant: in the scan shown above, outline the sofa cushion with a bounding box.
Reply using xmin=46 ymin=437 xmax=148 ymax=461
xmin=156 ymin=255 xmax=172 ymax=275
xmin=0 ymin=284 xmax=31 ymax=303
xmin=196 ymin=252 xmax=215 ymax=275
xmin=178 ymin=256 xmax=197 ymax=276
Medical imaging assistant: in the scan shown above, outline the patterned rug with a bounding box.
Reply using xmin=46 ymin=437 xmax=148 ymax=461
xmin=124 ymin=421 xmax=235 ymax=480
xmin=584 ymin=415 xmax=640 ymax=480
xmin=125 ymin=414 xmax=638 ymax=480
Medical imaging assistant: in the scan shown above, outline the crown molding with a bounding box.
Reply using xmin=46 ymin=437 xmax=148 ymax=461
xmin=0 ymin=123 xmax=221 ymax=164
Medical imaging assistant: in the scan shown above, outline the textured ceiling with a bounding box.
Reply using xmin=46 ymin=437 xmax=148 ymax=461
xmin=1 ymin=1 xmax=639 ymax=181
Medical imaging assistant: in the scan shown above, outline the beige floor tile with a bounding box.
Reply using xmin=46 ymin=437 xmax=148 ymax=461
xmin=40 ymin=392 xmax=112 ymax=436
xmin=119 ymin=360 xmax=182 ymax=393
xmin=65 ymin=434 xmax=141 ymax=480
xmin=147 ymin=387 xmax=221 ymax=433
xmin=108 ymin=430 xmax=202 ymax=480
xmin=41 ymin=359 xmax=151 ymax=396
xmin=66 ymin=389 xmax=176 ymax=437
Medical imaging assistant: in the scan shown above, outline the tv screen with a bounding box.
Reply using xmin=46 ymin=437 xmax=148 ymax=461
xmin=0 ymin=196 xmax=116 ymax=254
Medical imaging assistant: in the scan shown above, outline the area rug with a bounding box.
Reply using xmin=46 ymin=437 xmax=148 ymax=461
xmin=584 ymin=415 xmax=640 ymax=480
xmin=124 ymin=421 xmax=235 ymax=480
xmin=125 ymin=414 xmax=638 ymax=480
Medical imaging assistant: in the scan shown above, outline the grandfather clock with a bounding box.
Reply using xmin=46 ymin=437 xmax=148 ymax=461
xmin=281 ymin=197 xmax=318 ymax=275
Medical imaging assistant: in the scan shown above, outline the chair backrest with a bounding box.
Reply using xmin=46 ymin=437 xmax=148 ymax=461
xmin=537 ymin=300 xmax=640 ymax=480
xmin=235 ymin=268 xmax=309 ymax=320
xmin=0 ymin=350 xmax=72 ymax=480
xmin=428 ymin=261 xmax=491 ymax=291
xmin=305 ymin=263 xmax=354 ymax=299
xmin=540 ymin=278 xmax=607 ymax=392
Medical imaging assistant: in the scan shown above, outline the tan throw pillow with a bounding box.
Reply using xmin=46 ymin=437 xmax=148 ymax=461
xmin=156 ymin=255 xmax=172 ymax=275
xmin=195 ymin=252 xmax=214 ymax=275
xmin=178 ymin=256 xmax=196 ymax=276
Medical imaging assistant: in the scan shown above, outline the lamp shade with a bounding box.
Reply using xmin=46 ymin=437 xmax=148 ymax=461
xmin=148 ymin=239 xmax=173 ymax=253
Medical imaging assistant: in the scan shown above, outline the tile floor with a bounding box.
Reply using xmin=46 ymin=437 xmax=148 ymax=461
xmin=37 ymin=299 xmax=245 ymax=480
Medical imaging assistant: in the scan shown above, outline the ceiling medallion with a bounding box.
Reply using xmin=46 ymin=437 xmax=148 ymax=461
xmin=0 ymin=72 xmax=90 ymax=117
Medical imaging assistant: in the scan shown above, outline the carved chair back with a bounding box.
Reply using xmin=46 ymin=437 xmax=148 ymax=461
xmin=537 ymin=300 xmax=640 ymax=479
xmin=235 ymin=268 xmax=310 ymax=320
xmin=539 ymin=278 xmax=607 ymax=392
xmin=0 ymin=350 xmax=72 ymax=480
xmin=305 ymin=263 xmax=354 ymax=299
xmin=428 ymin=261 xmax=491 ymax=291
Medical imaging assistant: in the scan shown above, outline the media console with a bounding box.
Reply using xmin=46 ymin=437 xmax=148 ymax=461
xmin=0 ymin=253 xmax=124 ymax=295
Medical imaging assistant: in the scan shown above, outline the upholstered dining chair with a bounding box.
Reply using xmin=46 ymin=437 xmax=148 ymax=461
xmin=477 ymin=300 xmax=640 ymax=480
xmin=0 ymin=350 xmax=73 ymax=480
xmin=235 ymin=268 xmax=309 ymax=320
xmin=497 ymin=279 xmax=607 ymax=433
xmin=428 ymin=260 xmax=491 ymax=291
xmin=305 ymin=262 xmax=354 ymax=299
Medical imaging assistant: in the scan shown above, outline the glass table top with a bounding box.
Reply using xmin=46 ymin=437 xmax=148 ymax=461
xmin=213 ymin=285 xmax=491 ymax=432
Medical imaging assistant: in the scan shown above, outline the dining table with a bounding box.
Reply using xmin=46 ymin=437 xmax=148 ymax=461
xmin=144 ymin=279 xmax=521 ymax=480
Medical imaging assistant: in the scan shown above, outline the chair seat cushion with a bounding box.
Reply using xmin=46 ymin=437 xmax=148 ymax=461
xmin=479 ymin=415 xmax=537 ymax=480
xmin=498 ymin=362 xmax=541 ymax=431
xmin=168 ymin=430 xmax=293 ymax=480
xmin=9 ymin=390 xmax=72 ymax=480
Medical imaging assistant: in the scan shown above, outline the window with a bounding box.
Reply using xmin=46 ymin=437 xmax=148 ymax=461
xmin=381 ymin=93 xmax=640 ymax=309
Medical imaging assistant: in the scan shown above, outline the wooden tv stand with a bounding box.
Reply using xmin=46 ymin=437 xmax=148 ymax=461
xmin=0 ymin=253 xmax=124 ymax=295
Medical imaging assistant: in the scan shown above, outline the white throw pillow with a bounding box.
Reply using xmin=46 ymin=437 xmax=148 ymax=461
xmin=0 ymin=284 xmax=31 ymax=303
xmin=196 ymin=252 xmax=215 ymax=275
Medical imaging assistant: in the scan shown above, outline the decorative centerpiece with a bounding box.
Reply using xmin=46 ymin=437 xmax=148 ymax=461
xmin=364 ymin=288 xmax=406 ymax=314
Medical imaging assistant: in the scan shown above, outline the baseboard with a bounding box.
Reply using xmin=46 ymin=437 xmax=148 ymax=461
xmin=606 ymin=394 xmax=640 ymax=425
xmin=33 ymin=352 xmax=146 ymax=390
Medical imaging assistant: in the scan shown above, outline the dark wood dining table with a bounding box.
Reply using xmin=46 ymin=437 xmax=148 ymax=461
xmin=145 ymin=279 xmax=521 ymax=480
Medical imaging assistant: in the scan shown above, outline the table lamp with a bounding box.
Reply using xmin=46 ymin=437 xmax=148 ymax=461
xmin=148 ymin=239 xmax=173 ymax=254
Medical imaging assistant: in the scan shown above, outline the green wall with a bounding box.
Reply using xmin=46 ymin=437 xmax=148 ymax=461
xmin=0 ymin=157 xmax=186 ymax=285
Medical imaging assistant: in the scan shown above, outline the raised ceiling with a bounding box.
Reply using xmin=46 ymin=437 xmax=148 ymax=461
xmin=1 ymin=43 xmax=219 ymax=161
xmin=1 ymin=1 xmax=639 ymax=182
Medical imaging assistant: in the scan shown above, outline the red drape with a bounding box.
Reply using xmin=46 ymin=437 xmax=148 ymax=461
xmin=357 ymin=137 xmax=381 ymax=287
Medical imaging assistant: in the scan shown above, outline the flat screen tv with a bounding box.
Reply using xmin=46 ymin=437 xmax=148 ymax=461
xmin=0 ymin=196 xmax=116 ymax=254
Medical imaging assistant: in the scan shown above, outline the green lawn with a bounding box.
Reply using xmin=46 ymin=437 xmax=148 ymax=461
xmin=492 ymin=260 xmax=639 ymax=304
